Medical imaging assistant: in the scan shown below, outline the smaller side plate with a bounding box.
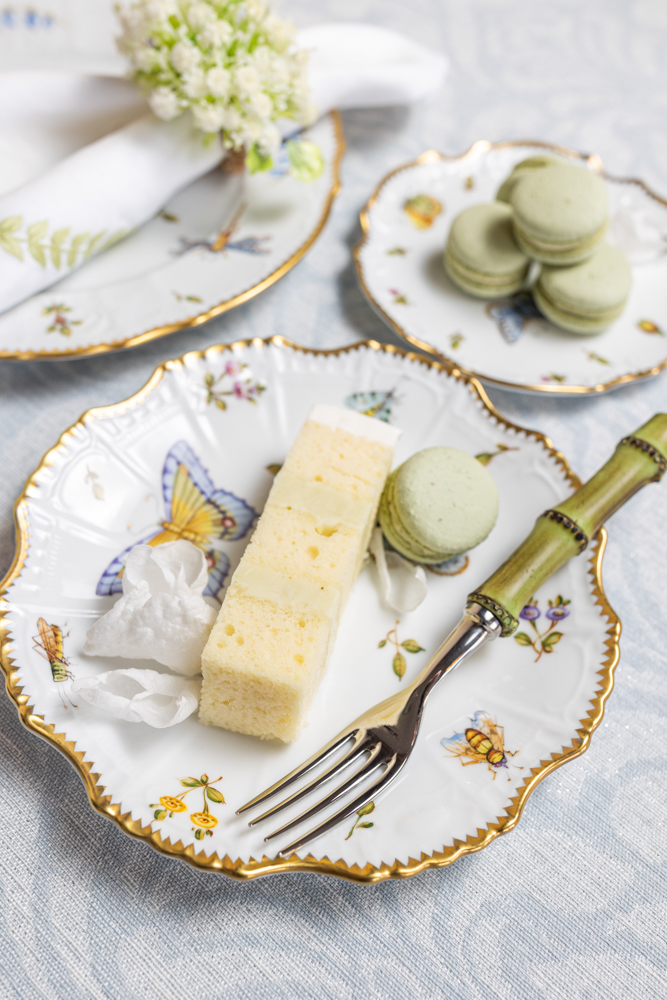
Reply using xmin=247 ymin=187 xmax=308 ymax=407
xmin=354 ymin=139 xmax=667 ymax=395
xmin=0 ymin=71 xmax=344 ymax=362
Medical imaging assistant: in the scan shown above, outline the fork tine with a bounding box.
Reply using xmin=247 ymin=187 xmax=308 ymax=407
xmin=264 ymin=743 xmax=386 ymax=842
xmin=248 ymin=733 xmax=374 ymax=827
xmin=274 ymin=758 xmax=399 ymax=858
xmin=236 ymin=729 xmax=363 ymax=815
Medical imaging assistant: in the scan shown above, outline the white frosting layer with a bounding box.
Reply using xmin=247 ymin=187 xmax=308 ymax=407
xmin=308 ymin=404 xmax=401 ymax=448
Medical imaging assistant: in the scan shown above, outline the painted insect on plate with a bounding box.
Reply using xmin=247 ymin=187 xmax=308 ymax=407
xmin=485 ymin=291 xmax=544 ymax=344
xmin=345 ymin=388 xmax=398 ymax=423
xmin=32 ymin=618 xmax=77 ymax=709
xmin=96 ymin=441 xmax=258 ymax=600
xmin=441 ymin=711 xmax=519 ymax=781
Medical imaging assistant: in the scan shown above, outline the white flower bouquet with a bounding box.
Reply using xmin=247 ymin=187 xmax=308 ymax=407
xmin=116 ymin=0 xmax=324 ymax=180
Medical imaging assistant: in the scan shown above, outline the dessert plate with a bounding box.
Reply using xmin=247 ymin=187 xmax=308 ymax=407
xmin=0 ymin=73 xmax=343 ymax=361
xmin=354 ymin=140 xmax=667 ymax=395
xmin=0 ymin=338 xmax=619 ymax=882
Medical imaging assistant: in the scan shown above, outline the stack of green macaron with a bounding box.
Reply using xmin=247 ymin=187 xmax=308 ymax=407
xmin=378 ymin=446 xmax=499 ymax=564
xmin=444 ymin=155 xmax=632 ymax=335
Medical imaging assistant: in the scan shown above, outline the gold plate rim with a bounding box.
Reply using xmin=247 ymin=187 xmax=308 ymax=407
xmin=353 ymin=137 xmax=667 ymax=397
xmin=0 ymin=336 xmax=621 ymax=883
xmin=0 ymin=112 xmax=345 ymax=363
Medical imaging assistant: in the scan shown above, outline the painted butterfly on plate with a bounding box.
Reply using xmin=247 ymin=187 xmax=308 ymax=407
xmin=485 ymin=291 xmax=544 ymax=344
xmin=96 ymin=440 xmax=258 ymax=599
xmin=345 ymin=389 xmax=397 ymax=423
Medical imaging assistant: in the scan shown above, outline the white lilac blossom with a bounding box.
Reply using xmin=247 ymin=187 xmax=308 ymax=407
xmin=115 ymin=0 xmax=322 ymax=178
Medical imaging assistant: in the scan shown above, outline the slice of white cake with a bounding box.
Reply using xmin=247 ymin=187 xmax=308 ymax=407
xmin=199 ymin=404 xmax=400 ymax=742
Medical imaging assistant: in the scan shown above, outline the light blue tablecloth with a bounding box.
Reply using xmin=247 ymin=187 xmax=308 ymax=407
xmin=1 ymin=2 xmax=666 ymax=997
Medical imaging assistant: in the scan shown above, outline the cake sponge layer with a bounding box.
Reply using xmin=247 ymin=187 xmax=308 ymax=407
xmin=199 ymin=405 xmax=399 ymax=742
xmin=200 ymin=592 xmax=331 ymax=742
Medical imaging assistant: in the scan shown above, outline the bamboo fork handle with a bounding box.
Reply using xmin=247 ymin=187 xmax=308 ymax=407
xmin=468 ymin=414 xmax=667 ymax=636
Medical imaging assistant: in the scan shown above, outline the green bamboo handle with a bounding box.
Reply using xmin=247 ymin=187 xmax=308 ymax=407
xmin=468 ymin=414 xmax=667 ymax=635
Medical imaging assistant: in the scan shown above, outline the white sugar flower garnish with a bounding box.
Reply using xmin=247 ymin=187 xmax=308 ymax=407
xmin=116 ymin=0 xmax=322 ymax=180
xmin=83 ymin=540 xmax=217 ymax=675
xmin=72 ymin=669 xmax=201 ymax=728
xmin=370 ymin=527 xmax=428 ymax=614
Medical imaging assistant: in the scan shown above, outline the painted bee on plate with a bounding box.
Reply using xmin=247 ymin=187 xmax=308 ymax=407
xmin=441 ymin=710 xmax=519 ymax=781
xmin=32 ymin=618 xmax=77 ymax=709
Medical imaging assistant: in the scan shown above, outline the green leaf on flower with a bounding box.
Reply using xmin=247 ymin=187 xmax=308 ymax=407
xmin=200 ymin=774 xmax=208 ymax=784
xmin=0 ymin=233 xmax=23 ymax=260
xmin=378 ymin=639 xmax=387 ymax=648
xmin=67 ymin=232 xmax=90 ymax=268
xmin=358 ymin=822 xmax=374 ymax=829
xmin=50 ymin=227 xmax=71 ymax=268
xmin=84 ymin=230 xmax=108 ymax=260
xmin=393 ymin=652 xmax=406 ymax=679
xmin=28 ymin=220 xmax=48 ymax=264
xmin=286 ymin=140 xmax=324 ymax=183
xmin=181 ymin=777 xmax=202 ymax=787
xmin=245 ymin=144 xmax=274 ymax=174
xmin=514 ymin=632 xmax=532 ymax=646
xmin=401 ymin=639 xmax=424 ymax=654
xmin=0 ymin=216 xmax=22 ymax=234
xmin=542 ymin=632 xmax=562 ymax=650
xmin=476 ymin=453 xmax=492 ymax=465
xmin=206 ymin=787 xmax=225 ymax=804
xmin=154 ymin=809 xmax=167 ymax=821
xmin=194 ymin=828 xmax=204 ymax=840
xmin=215 ymin=399 xmax=227 ymax=410
xmin=358 ymin=802 xmax=375 ymax=817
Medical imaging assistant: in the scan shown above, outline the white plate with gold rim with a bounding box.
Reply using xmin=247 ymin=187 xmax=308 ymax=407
xmin=0 ymin=73 xmax=343 ymax=361
xmin=0 ymin=337 xmax=619 ymax=882
xmin=354 ymin=140 xmax=667 ymax=396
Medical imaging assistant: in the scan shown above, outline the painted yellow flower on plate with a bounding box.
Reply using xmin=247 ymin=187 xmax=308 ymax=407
xmin=191 ymin=812 xmax=218 ymax=829
xmin=160 ymin=796 xmax=187 ymax=812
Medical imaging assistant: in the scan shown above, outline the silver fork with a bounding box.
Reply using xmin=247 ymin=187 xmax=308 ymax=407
xmin=238 ymin=414 xmax=667 ymax=856
xmin=237 ymin=603 xmax=501 ymax=857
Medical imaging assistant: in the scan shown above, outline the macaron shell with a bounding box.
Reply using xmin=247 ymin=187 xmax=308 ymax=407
xmin=447 ymin=203 xmax=529 ymax=274
xmin=512 ymin=219 xmax=607 ymax=265
xmin=539 ymin=243 xmax=631 ymax=311
xmin=510 ymin=164 xmax=608 ymax=245
xmin=444 ymin=202 xmax=529 ymax=297
xmin=533 ymin=286 xmax=623 ymax=334
xmin=444 ymin=249 xmax=527 ymax=298
xmin=388 ymin=447 xmax=499 ymax=559
xmin=496 ymin=155 xmax=562 ymax=203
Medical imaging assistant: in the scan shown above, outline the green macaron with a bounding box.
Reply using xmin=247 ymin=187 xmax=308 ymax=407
xmin=510 ymin=164 xmax=608 ymax=265
xmin=534 ymin=243 xmax=632 ymax=334
xmin=444 ymin=202 xmax=530 ymax=298
xmin=496 ymin=155 xmax=561 ymax=203
xmin=378 ymin=447 xmax=499 ymax=564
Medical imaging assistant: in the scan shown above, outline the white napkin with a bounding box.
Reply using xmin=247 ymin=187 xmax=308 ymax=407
xmin=72 ymin=668 xmax=201 ymax=727
xmin=0 ymin=113 xmax=222 ymax=314
xmin=83 ymin=540 xmax=217 ymax=675
xmin=301 ymin=24 xmax=447 ymax=116
xmin=0 ymin=24 xmax=446 ymax=314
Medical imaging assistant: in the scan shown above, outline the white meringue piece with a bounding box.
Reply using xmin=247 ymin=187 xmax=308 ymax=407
xmin=71 ymin=668 xmax=201 ymax=728
xmin=370 ymin=527 xmax=428 ymax=614
xmin=83 ymin=540 xmax=216 ymax=674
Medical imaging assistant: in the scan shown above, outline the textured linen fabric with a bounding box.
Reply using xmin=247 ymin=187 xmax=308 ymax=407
xmin=1 ymin=2 xmax=667 ymax=997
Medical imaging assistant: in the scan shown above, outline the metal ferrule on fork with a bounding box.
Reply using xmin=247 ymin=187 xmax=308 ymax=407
xmin=237 ymin=603 xmax=502 ymax=858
